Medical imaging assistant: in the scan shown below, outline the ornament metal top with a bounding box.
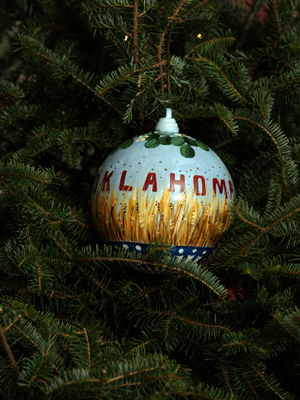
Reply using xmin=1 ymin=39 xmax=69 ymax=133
xmin=91 ymin=109 xmax=235 ymax=273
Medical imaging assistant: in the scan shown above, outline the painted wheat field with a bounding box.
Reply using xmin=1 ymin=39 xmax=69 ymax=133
xmin=92 ymin=181 xmax=231 ymax=248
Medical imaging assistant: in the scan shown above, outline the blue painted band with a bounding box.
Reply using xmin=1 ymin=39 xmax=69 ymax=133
xmin=104 ymin=241 xmax=213 ymax=262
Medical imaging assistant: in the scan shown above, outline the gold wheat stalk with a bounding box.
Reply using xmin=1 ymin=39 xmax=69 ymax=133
xmin=92 ymin=183 xmax=231 ymax=248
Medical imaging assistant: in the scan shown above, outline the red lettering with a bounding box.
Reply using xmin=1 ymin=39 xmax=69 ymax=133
xmin=193 ymin=175 xmax=206 ymax=196
xmin=228 ymin=180 xmax=234 ymax=199
xmin=169 ymin=173 xmax=185 ymax=193
xmin=119 ymin=171 xmax=132 ymax=191
xmin=142 ymin=173 xmax=157 ymax=192
xmin=213 ymin=178 xmax=227 ymax=198
xmin=101 ymin=170 xmax=114 ymax=191
xmin=93 ymin=172 xmax=101 ymax=193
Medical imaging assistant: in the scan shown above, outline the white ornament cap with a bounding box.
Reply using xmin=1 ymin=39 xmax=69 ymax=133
xmin=155 ymin=108 xmax=179 ymax=133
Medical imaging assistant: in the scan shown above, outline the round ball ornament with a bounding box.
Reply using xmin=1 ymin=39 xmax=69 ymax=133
xmin=91 ymin=109 xmax=235 ymax=273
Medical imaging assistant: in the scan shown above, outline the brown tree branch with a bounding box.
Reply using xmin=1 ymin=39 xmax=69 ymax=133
xmin=0 ymin=322 xmax=19 ymax=376
xmin=133 ymin=0 xmax=139 ymax=65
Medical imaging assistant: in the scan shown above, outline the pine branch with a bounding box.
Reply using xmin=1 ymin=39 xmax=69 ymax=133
xmin=185 ymin=35 xmax=236 ymax=59
xmin=81 ymin=1 xmax=134 ymax=14
xmin=250 ymin=364 xmax=287 ymax=400
xmin=0 ymin=322 xmax=19 ymax=376
xmin=16 ymin=36 xmax=121 ymax=114
xmin=269 ymin=0 xmax=282 ymax=37
xmin=234 ymin=115 xmax=295 ymax=195
xmin=0 ymin=79 xmax=24 ymax=100
xmin=77 ymin=265 xmax=119 ymax=298
xmin=198 ymin=56 xmax=249 ymax=105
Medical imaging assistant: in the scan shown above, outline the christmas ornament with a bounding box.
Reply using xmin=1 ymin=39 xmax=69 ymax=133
xmin=91 ymin=109 xmax=235 ymax=273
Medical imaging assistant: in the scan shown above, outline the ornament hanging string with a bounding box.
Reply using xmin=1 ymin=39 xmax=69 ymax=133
xmin=158 ymin=0 xmax=187 ymax=95
xmin=167 ymin=25 xmax=172 ymax=95
xmin=133 ymin=0 xmax=144 ymax=122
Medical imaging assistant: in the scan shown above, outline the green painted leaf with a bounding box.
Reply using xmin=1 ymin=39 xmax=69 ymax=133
xmin=184 ymin=137 xmax=196 ymax=146
xmin=170 ymin=137 xmax=185 ymax=146
xmin=158 ymin=136 xmax=171 ymax=145
xmin=180 ymin=145 xmax=195 ymax=158
xmin=121 ymin=138 xmax=134 ymax=149
xmin=145 ymin=133 xmax=159 ymax=141
xmin=145 ymin=138 xmax=160 ymax=148
xmin=111 ymin=139 xmax=133 ymax=154
xmin=110 ymin=143 xmax=122 ymax=154
xmin=195 ymin=140 xmax=209 ymax=151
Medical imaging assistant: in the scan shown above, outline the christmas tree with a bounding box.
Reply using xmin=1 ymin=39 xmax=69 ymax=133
xmin=1 ymin=0 xmax=300 ymax=398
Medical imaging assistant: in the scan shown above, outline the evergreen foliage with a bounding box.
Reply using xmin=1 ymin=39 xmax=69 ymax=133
xmin=1 ymin=0 xmax=300 ymax=398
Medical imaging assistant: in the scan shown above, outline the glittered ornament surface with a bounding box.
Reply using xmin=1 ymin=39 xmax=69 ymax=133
xmin=91 ymin=109 xmax=235 ymax=272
